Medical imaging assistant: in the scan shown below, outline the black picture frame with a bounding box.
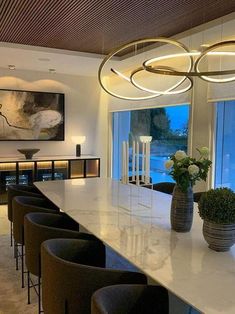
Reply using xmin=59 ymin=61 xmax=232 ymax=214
xmin=0 ymin=89 xmax=65 ymax=141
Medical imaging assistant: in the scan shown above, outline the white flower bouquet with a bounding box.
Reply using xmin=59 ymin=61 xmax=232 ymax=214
xmin=165 ymin=147 xmax=212 ymax=192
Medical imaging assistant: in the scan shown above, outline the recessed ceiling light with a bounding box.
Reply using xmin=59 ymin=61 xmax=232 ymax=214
xmin=8 ymin=65 xmax=15 ymax=70
xmin=49 ymin=68 xmax=56 ymax=73
xmin=201 ymin=44 xmax=210 ymax=48
xmin=38 ymin=58 xmax=50 ymax=62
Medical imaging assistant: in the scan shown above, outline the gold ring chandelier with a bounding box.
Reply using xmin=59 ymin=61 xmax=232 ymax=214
xmin=98 ymin=38 xmax=235 ymax=101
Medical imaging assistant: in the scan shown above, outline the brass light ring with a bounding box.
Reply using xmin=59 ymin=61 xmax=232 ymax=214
xmin=143 ymin=41 xmax=235 ymax=80
xmin=130 ymin=66 xmax=193 ymax=95
xmin=98 ymin=38 xmax=165 ymax=100
xmin=194 ymin=40 xmax=235 ymax=83
xmin=98 ymin=37 xmax=193 ymax=101
xmin=143 ymin=51 xmax=194 ymax=81
xmin=144 ymin=66 xmax=235 ymax=77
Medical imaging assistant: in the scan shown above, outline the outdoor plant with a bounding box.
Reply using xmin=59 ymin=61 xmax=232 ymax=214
xmin=165 ymin=147 xmax=212 ymax=192
xmin=198 ymin=188 xmax=235 ymax=224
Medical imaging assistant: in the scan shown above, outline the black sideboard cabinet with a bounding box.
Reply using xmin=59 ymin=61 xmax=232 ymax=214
xmin=0 ymin=156 xmax=100 ymax=204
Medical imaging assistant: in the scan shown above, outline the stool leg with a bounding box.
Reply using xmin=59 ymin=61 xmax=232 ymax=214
xmin=14 ymin=236 xmax=16 ymax=259
xmin=15 ymin=241 xmax=19 ymax=271
xmin=27 ymin=271 xmax=31 ymax=304
xmin=38 ymin=276 xmax=41 ymax=314
xmin=38 ymin=256 xmax=42 ymax=313
xmin=65 ymin=299 xmax=68 ymax=314
xmin=10 ymin=222 xmax=13 ymax=247
xmin=21 ymin=244 xmax=25 ymax=288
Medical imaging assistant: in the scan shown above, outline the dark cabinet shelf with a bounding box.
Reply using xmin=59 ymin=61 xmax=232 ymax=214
xmin=0 ymin=156 xmax=100 ymax=204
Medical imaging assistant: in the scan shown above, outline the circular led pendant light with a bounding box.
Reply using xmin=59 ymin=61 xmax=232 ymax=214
xmin=194 ymin=40 xmax=235 ymax=83
xmin=98 ymin=38 xmax=235 ymax=101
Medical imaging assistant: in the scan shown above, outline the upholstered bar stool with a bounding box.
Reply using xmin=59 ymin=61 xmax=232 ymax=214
xmin=24 ymin=212 xmax=97 ymax=313
xmin=129 ymin=175 xmax=152 ymax=186
xmin=8 ymin=184 xmax=43 ymax=247
xmin=41 ymin=238 xmax=147 ymax=314
xmin=193 ymin=192 xmax=204 ymax=203
xmin=91 ymin=284 xmax=169 ymax=314
xmin=12 ymin=196 xmax=60 ymax=288
xmin=152 ymin=182 xmax=175 ymax=194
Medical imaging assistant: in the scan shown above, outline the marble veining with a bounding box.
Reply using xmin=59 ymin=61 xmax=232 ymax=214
xmin=35 ymin=178 xmax=235 ymax=314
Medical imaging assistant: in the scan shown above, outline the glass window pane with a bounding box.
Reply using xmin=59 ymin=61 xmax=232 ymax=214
xmin=215 ymin=100 xmax=235 ymax=191
xmin=112 ymin=104 xmax=190 ymax=183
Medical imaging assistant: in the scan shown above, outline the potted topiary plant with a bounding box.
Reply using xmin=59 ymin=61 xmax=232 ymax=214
xmin=198 ymin=187 xmax=235 ymax=252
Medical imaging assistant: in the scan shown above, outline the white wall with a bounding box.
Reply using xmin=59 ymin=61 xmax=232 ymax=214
xmin=0 ymin=68 xmax=108 ymax=177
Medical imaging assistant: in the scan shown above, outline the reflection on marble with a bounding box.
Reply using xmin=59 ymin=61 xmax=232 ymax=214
xmin=35 ymin=178 xmax=235 ymax=314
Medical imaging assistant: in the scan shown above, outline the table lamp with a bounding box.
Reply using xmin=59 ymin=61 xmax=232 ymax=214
xmin=71 ymin=136 xmax=86 ymax=157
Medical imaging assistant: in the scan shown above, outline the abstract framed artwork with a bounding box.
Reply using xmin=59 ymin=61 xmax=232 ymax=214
xmin=0 ymin=89 xmax=64 ymax=140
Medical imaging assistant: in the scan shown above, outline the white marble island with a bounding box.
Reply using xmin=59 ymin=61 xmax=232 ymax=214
xmin=34 ymin=178 xmax=235 ymax=314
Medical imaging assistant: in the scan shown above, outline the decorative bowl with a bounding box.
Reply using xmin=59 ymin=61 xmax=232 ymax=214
xmin=17 ymin=148 xmax=40 ymax=159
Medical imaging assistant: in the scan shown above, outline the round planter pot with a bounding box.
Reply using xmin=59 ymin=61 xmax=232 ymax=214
xmin=203 ymin=220 xmax=235 ymax=252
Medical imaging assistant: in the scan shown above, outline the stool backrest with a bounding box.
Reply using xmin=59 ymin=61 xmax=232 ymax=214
xmin=13 ymin=196 xmax=59 ymax=244
xmin=152 ymin=182 xmax=175 ymax=195
xmin=24 ymin=212 xmax=98 ymax=277
xmin=41 ymin=238 xmax=147 ymax=314
xmin=91 ymin=284 xmax=169 ymax=314
xmin=8 ymin=185 xmax=42 ymax=222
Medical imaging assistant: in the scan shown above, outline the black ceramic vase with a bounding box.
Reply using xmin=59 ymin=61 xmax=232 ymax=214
xmin=171 ymin=184 xmax=194 ymax=232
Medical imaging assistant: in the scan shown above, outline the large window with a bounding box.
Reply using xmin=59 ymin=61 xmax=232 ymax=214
xmin=215 ymin=100 xmax=235 ymax=191
xmin=112 ymin=105 xmax=190 ymax=183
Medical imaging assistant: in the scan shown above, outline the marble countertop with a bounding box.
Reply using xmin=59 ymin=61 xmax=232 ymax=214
xmin=35 ymin=178 xmax=235 ymax=314
xmin=0 ymin=155 xmax=99 ymax=162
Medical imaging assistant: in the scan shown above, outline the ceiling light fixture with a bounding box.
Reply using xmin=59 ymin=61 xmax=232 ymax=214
xmin=130 ymin=66 xmax=193 ymax=95
xmin=8 ymin=65 xmax=15 ymax=70
xmin=98 ymin=38 xmax=235 ymax=101
xmin=49 ymin=68 xmax=56 ymax=73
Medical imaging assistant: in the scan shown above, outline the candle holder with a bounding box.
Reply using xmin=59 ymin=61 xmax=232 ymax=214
xmin=121 ymin=136 xmax=152 ymax=187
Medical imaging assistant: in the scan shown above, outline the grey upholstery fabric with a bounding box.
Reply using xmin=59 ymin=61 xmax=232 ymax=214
xmin=13 ymin=196 xmax=59 ymax=245
xmin=129 ymin=176 xmax=152 ymax=184
xmin=193 ymin=192 xmax=204 ymax=203
xmin=24 ymin=212 xmax=99 ymax=277
xmin=8 ymin=184 xmax=43 ymax=222
xmin=91 ymin=284 xmax=169 ymax=314
xmin=152 ymin=182 xmax=175 ymax=195
xmin=41 ymin=239 xmax=147 ymax=314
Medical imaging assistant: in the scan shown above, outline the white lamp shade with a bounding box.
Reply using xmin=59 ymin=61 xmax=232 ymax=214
xmin=139 ymin=136 xmax=152 ymax=143
xmin=71 ymin=136 xmax=86 ymax=144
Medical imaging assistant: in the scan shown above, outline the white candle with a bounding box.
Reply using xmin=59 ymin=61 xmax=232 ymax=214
xmin=141 ymin=142 xmax=145 ymax=183
xmin=122 ymin=141 xmax=126 ymax=184
xmin=126 ymin=141 xmax=129 ymax=184
xmin=132 ymin=141 xmax=135 ymax=181
xmin=146 ymin=142 xmax=150 ymax=184
xmin=136 ymin=141 xmax=139 ymax=185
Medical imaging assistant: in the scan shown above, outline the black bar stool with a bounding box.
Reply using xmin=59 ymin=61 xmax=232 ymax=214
xmin=24 ymin=212 xmax=99 ymax=313
xmin=8 ymin=184 xmax=43 ymax=247
xmin=91 ymin=284 xmax=169 ymax=314
xmin=193 ymin=192 xmax=204 ymax=203
xmin=12 ymin=196 xmax=59 ymax=288
xmin=41 ymin=238 xmax=147 ymax=314
xmin=152 ymin=182 xmax=175 ymax=194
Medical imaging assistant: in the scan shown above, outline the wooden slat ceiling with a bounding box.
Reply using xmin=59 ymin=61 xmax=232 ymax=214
xmin=0 ymin=0 xmax=234 ymax=55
